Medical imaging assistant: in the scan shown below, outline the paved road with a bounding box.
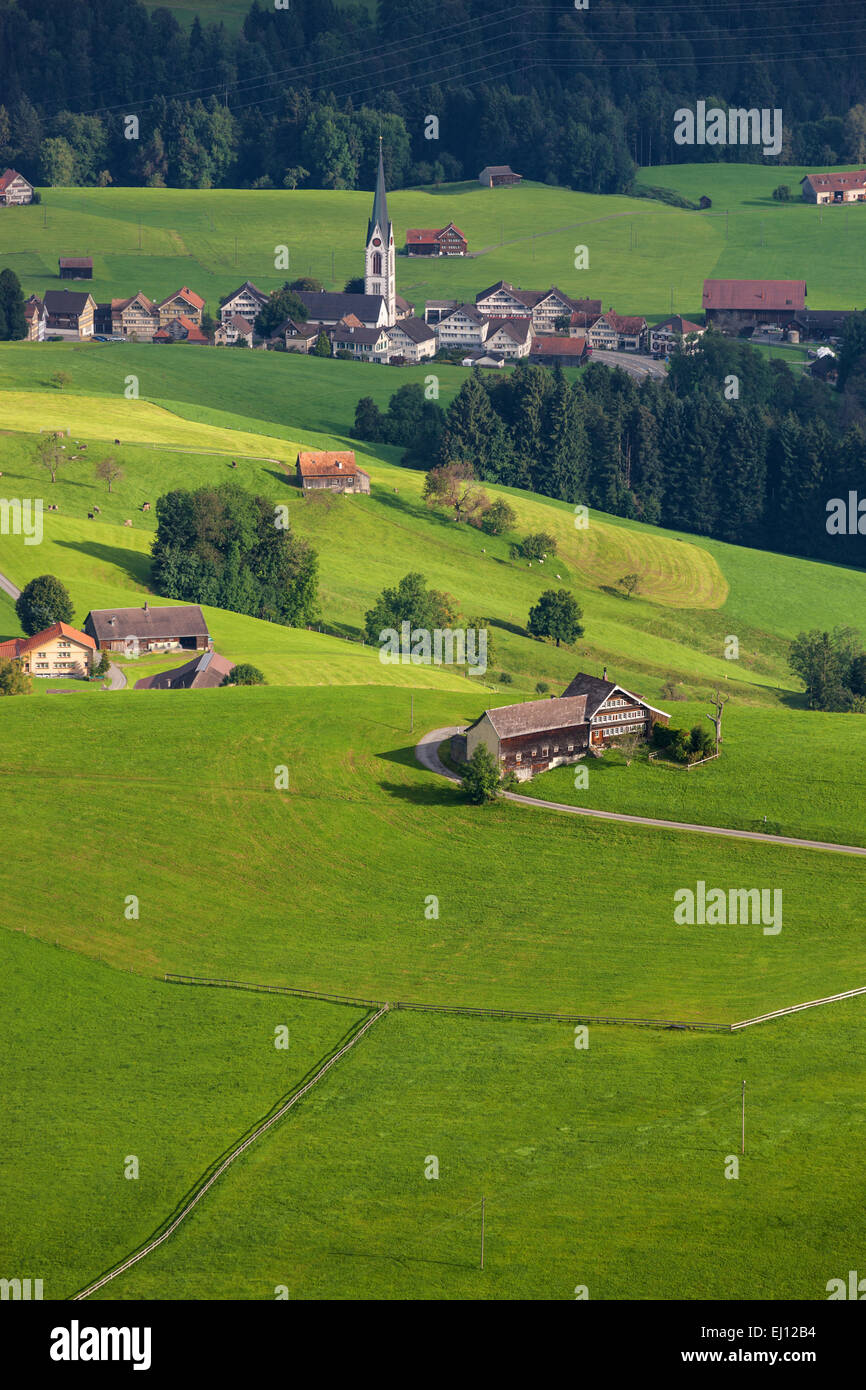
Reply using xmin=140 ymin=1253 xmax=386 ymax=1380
xmin=414 ymin=727 xmax=866 ymax=858
xmin=0 ymin=569 xmax=21 ymax=601
xmin=105 ymin=662 xmax=127 ymax=690
xmin=590 ymin=349 xmax=667 ymax=381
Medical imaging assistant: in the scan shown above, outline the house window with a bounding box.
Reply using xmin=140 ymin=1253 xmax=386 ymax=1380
xmin=515 ymin=753 xmax=521 ymax=763
xmin=541 ymin=747 xmax=549 ymax=757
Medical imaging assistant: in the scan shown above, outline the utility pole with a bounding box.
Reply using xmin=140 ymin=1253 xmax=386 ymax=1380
xmin=234 ymin=236 xmax=238 ymax=267
xmin=480 ymin=1195 xmax=485 ymax=1270
xmin=725 ymin=209 xmax=728 ymax=239
xmin=739 ymin=1078 xmax=750 ymax=1156
xmin=410 ymin=693 xmax=413 ymax=733
xmin=138 ymin=218 xmax=142 ymax=251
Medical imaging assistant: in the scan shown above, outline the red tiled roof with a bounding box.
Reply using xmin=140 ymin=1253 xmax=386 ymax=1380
xmin=531 ymin=335 xmax=587 ymax=355
xmin=157 ymin=286 xmax=205 ymax=311
xmin=0 ymin=167 xmax=31 ymax=191
xmin=59 ymin=257 xmax=93 ymax=269
xmin=176 ymin=315 xmax=207 ymax=341
xmin=296 ymin=450 xmax=369 ymax=479
xmin=0 ymin=621 xmax=95 ymax=662
xmin=702 ymin=279 xmax=806 ymax=311
xmin=802 ymin=169 xmax=866 ymax=193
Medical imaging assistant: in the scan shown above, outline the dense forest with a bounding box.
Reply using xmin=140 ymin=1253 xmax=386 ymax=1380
xmin=355 ymin=326 xmax=866 ymax=570
xmin=1 ymin=0 xmax=866 ymax=192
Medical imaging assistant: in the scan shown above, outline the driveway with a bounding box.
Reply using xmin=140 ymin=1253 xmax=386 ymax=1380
xmin=105 ymin=662 xmax=127 ymax=690
xmin=0 ymin=569 xmax=21 ymax=602
xmin=590 ymin=349 xmax=667 ymax=380
xmin=415 ymin=728 xmax=866 ymax=857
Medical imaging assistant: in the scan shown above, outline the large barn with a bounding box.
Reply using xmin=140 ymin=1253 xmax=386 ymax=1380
xmin=465 ymin=672 xmax=670 ymax=781
xmin=84 ymin=602 xmax=211 ymax=654
xmin=702 ymin=278 xmax=806 ymax=331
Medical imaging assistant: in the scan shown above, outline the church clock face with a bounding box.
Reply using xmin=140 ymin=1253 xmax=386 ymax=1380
xmin=372 ymin=237 xmax=382 ymax=247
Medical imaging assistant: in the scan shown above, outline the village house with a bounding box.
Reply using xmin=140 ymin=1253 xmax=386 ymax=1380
xmin=114 ymin=292 xmax=159 ymax=340
xmin=478 ymin=165 xmax=522 ymax=187
xmin=0 ymin=622 xmax=96 ymax=679
xmin=296 ymin=450 xmax=371 ymax=494
xmin=424 ymin=300 xmax=459 ymax=325
xmin=383 ymin=316 xmax=438 ymax=362
xmin=43 ymin=289 xmax=96 ymax=339
xmin=58 ymin=256 xmax=93 ymax=280
xmin=405 ymin=223 xmax=468 ymax=256
xmin=331 ymin=318 xmax=391 ymax=360
xmin=134 ymin=650 xmax=234 ymax=690
xmin=528 ymin=334 xmax=589 ymax=366
xmin=464 ymin=672 xmax=670 ymax=781
xmin=702 ymin=278 xmax=807 ymax=331
xmin=484 ymin=317 xmax=533 ymax=358
xmin=475 ymin=282 xmax=595 ymax=334
xmin=214 ymin=314 xmax=254 ymax=347
xmin=155 ymin=287 xmax=205 ymax=327
xmin=153 ymin=315 xmax=208 ymax=345
xmin=586 ymin=310 xmax=648 ymax=353
xmin=800 ymin=170 xmax=866 ymax=204
xmin=461 ymin=351 xmax=506 ymax=369
xmin=0 ymin=168 xmax=34 ymax=204
xmin=435 ymin=303 xmax=490 ymax=349
xmin=295 ymin=289 xmax=413 ymax=332
xmin=84 ymin=602 xmax=212 ymax=654
xmin=649 ymin=315 xmax=706 ymax=356
xmin=24 ymin=295 xmax=47 ymax=341
xmin=219 ymin=280 xmax=269 ymax=327
xmin=274 ymin=317 xmax=319 ymax=353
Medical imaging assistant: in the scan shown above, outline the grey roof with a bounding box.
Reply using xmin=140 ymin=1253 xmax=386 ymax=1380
xmin=219 ymin=280 xmax=268 ymax=308
xmin=44 ymin=289 xmax=93 ymax=314
xmin=475 ymin=695 xmax=590 ymax=739
xmin=134 ymin=650 xmax=233 ymax=690
xmin=561 ymin=671 xmax=670 ymax=719
xmin=333 ymin=323 xmax=386 ymax=346
xmin=440 ymin=302 xmax=488 ymax=325
xmin=86 ymin=604 xmax=210 ymax=641
xmin=367 ymin=139 xmax=391 ymax=243
xmin=388 ymin=316 xmax=436 ymax=343
xmin=295 ymin=290 xmax=386 ymax=325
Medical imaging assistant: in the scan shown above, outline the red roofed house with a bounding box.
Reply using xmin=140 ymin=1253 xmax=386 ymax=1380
xmin=405 ymin=223 xmax=467 ymax=256
xmin=649 ymin=315 xmax=706 ymax=356
xmin=0 ymin=622 xmax=96 ymax=679
xmin=0 ymin=168 xmax=34 ymax=205
xmin=465 ymin=671 xmax=669 ymax=781
xmin=586 ymin=311 xmax=647 ymax=353
xmin=153 ymin=315 xmax=208 ymax=344
xmin=702 ymin=279 xmax=806 ymax=331
xmin=800 ymin=170 xmax=866 ymax=204
xmin=156 ymin=287 xmax=206 ymax=327
xmin=529 ymin=334 xmax=590 ymax=365
xmin=296 ymin=451 xmax=371 ymax=494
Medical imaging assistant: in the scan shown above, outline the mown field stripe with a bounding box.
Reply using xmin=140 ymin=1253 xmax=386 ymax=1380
xmin=70 ymin=1003 xmax=389 ymax=1301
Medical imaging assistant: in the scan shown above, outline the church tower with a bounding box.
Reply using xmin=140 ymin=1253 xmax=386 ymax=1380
xmin=364 ymin=138 xmax=396 ymax=326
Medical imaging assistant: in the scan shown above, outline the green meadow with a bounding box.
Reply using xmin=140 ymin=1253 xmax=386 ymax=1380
xmin=93 ymin=1000 xmax=866 ymax=1302
xmin=5 ymin=163 xmax=866 ymax=325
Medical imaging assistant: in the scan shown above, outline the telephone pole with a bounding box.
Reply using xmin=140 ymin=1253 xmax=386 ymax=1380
xmin=480 ymin=1195 xmax=485 ymax=1270
xmin=741 ymin=1080 xmax=746 ymax=1155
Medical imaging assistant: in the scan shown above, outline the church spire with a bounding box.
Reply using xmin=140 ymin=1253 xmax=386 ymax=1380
xmin=367 ymin=136 xmax=390 ymax=244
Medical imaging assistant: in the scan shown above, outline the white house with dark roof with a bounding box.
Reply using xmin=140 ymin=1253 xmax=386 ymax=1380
xmin=219 ymin=281 xmax=269 ymax=327
xmin=384 ymin=316 xmax=437 ymax=362
xmin=435 ymin=303 xmax=490 ymax=349
xmin=484 ymin=317 xmax=532 ymax=358
xmin=0 ymin=168 xmax=34 ymax=204
xmin=465 ymin=672 xmax=669 ymax=780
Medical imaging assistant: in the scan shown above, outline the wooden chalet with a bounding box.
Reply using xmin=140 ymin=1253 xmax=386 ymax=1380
xmin=0 ymin=168 xmax=34 ymax=204
xmin=478 ymin=165 xmax=522 ymax=187
xmin=43 ymin=289 xmax=96 ymax=338
xmin=702 ymin=279 xmax=806 ymax=331
xmin=465 ymin=672 xmax=669 ymax=781
xmin=59 ymin=256 xmax=93 ymax=279
xmin=405 ymin=223 xmax=467 ymax=256
xmin=84 ymin=602 xmax=211 ymax=654
xmin=295 ymin=451 xmax=370 ymax=494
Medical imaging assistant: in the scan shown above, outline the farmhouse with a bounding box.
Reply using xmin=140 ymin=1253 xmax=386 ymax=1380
xmin=275 ymin=317 xmax=319 ymax=353
xmin=424 ymin=300 xmax=459 ymax=325
xmin=800 ymin=170 xmax=866 ymax=204
xmin=384 ymin=316 xmax=438 ymax=362
xmin=24 ymin=294 xmax=47 ymax=341
xmin=529 ymin=334 xmax=589 ymax=365
xmin=155 ymin=287 xmax=205 ymax=326
xmin=649 ymin=315 xmax=706 ymax=355
xmin=586 ymin=311 xmax=647 ymax=352
xmin=484 ymin=318 xmax=533 ymax=358
xmin=296 ymin=450 xmax=371 ymax=493
xmin=219 ymin=281 xmax=269 ymax=327
xmin=478 ymin=165 xmax=522 ymax=187
xmin=84 ymin=602 xmax=211 ymax=654
xmin=330 ymin=318 xmax=390 ymax=360
xmin=465 ymin=672 xmax=670 ymax=781
xmin=0 ymin=621 xmax=96 ymax=678
xmin=0 ymin=168 xmax=34 ymax=204
xmin=702 ymin=278 xmax=806 ymax=331
xmin=475 ymin=282 xmax=595 ymax=334
xmin=214 ymin=314 xmax=254 ymax=346
xmin=153 ymin=315 xmax=208 ymax=345
xmin=295 ymin=289 xmax=413 ymax=332
xmin=43 ymin=289 xmax=96 ymax=339
xmin=405 ymin=223 xmax=468 ymax=256
xmin=436 ymin=303 xmax=490 ymax=349
xmin=58 ymin=257 xmax=93 ymax=280
xmin=114 ymin=292 xmax=159 ymax=340
xmin=134 ymin=650 xmax=234 ymax=690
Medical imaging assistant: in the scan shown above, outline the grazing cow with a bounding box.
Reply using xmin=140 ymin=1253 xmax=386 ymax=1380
xmin=142 ymin=502 xmax=151 ymax=511
xmin=87 ymin=512 xmax=94 ymax=519
xmin=114 ymin=438 xmax=121 ymax=444
xmin=123 ymin=518 xmax=132 ymax=526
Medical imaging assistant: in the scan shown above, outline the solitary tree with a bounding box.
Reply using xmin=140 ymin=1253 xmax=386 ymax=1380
xmin=220 ymin=663 xmax=266 ymax=686
xmin=51 ymin=371 xmax=71 ymax=390
xmin=95 ymin=455 xmax=124 ymax=493
xmin=423 ymin=460 xmax=489 ymax=525
xmin=282 ymin=165 xmax=309 ymax=190
xmin=36 ymin=431 xmax=67 ymax=483
xmin=617 ymin=572 xmax=641 ymax=599
xmin=527 ymin=589 xmax=584 ymax=648
xmin=705 ymin=690 xmax=729 ymax=748
xmin=16 ymin=574 xmax=74 ymax=634
xmin=312 ymin=330 xmax=332 ymax=357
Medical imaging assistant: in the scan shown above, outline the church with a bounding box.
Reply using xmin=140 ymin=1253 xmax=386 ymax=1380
xmin=293 ymin=140 xmax=414 ymax=332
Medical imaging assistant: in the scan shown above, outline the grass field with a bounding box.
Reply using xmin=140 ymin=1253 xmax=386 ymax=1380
xmin=2 ymin=686 xmax=864 ymax=1021
xmin=7 ymin=163 xmax=866 ymax=325
xmin=0 ymin=928 xmax=365 ymax=1299
xmin=89 ymin=999 xmax=866 ymax=1301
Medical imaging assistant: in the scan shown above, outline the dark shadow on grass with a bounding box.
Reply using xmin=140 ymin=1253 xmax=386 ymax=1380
xmin=379 ymin=778 xmax=462 ymax=807
xmin=55 ymin=538 xmax=152 ymax=584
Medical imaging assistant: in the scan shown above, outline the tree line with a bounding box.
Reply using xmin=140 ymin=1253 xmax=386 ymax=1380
xmin=355 ymin=330 xmax=866 ymax=570
xmin=2 ymin=0 xmax=866 ymax=194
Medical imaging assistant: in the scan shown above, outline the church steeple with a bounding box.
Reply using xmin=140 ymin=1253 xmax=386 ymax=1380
xmin=364 ymin=137 xmax=396 ymax=325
